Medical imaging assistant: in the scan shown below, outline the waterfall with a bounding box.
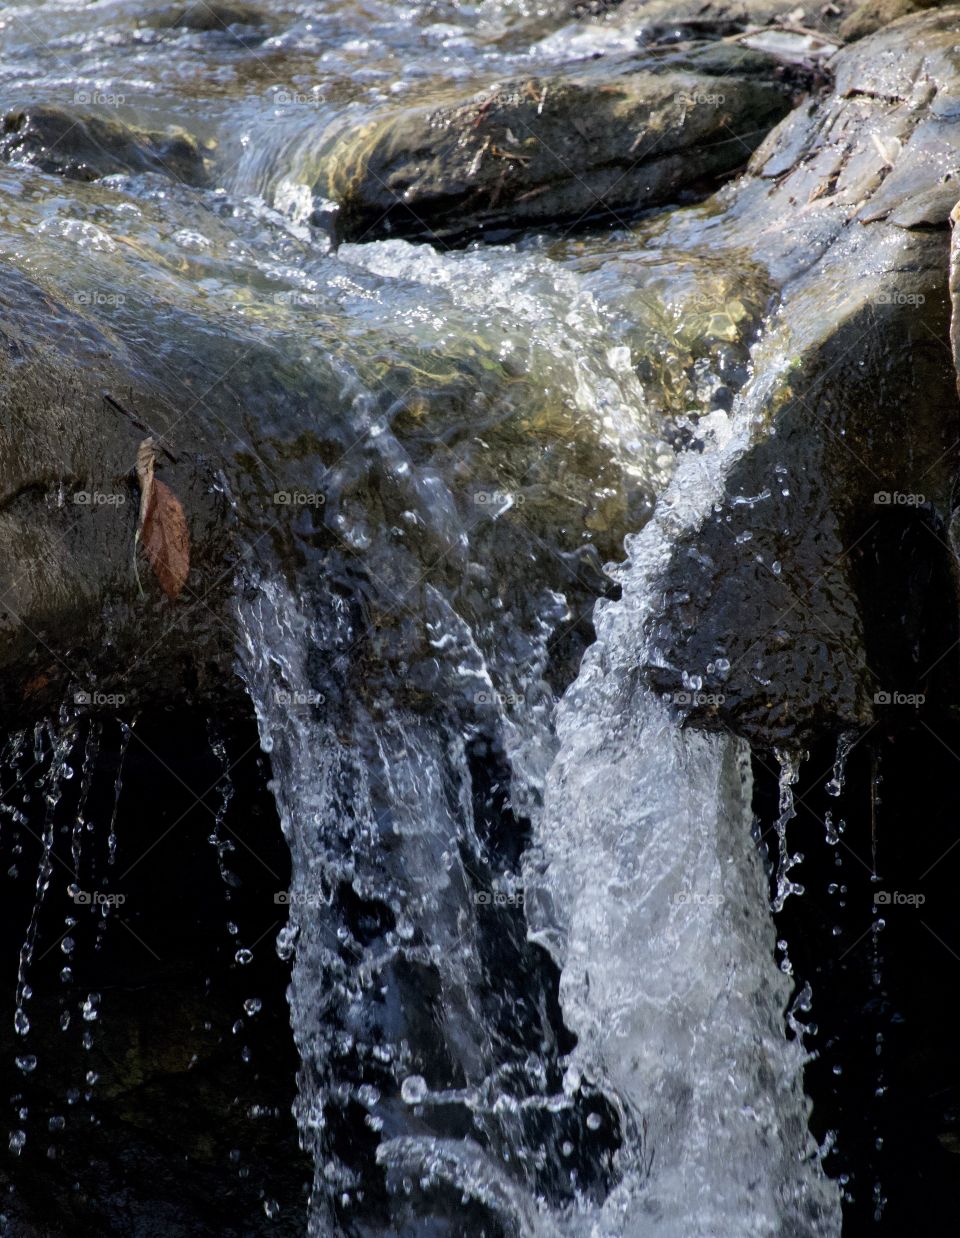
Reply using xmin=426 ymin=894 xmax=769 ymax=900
xmin=236 ymin=397 xmax=842 ymax=1237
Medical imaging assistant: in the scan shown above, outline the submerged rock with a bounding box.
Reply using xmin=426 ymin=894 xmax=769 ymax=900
xmin=324 ymin=45 xmax=798 ymax=243
xmin=0 ymin=106 xmax=213 ymax=186
xmin=148 ymin=2 xmax=273 ymax=34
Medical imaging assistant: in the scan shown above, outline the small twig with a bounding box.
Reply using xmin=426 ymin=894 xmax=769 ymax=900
xmin=102 ymin=392 xmax=180 ymax=464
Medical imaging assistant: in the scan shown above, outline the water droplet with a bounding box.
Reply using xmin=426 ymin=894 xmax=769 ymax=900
xmin=14 ymin=1009 xmax=29 ymax=1036
xmin=8 ymin=1130 xmax=25 ymax=1155
xmin=586 ymin=1112 xmax=602 ymax=1131
xmin=401 ymin=1075 xmax=428 ymax=1105
xmin=235 ymin=949 xmax=254 ymax=966
xmin=263 ymin=1199 xmax=279 ymax=1219
xmin=48 ymin=1115 xmax=65 ymax=1132
xmin=15 ymin=1055 xmax=37 ymax=1074
xmin=243 ymin=998 xmax=262 ymax=1016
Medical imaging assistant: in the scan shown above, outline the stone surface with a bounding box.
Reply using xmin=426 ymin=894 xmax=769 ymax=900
xmin=0 ymin=106 xmax=213 ymax=186
xmin=323 ymin=45 xmax=799 ymax=243
xmin=635 ymin=7 xmax=960 ymax=744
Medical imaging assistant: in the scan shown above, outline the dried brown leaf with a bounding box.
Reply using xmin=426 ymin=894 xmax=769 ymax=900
xmin=135 ymin=436 xmax=190 ymax=599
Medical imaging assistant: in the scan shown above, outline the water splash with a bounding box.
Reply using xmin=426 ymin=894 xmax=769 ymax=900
xmin=772 ymin=748 xmax=806 ymax=913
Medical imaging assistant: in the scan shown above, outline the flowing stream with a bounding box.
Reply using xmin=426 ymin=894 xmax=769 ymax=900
xmin=0 ymin=1 xmax=845 ymax=1233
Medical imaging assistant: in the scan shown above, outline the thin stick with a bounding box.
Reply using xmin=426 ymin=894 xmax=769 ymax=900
xmin=102 ymin=392 xmax=180 ymax=464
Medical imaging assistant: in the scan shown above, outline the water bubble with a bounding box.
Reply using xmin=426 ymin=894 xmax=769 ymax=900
xmin=276 ymin=925 xmax=297 ymax=960
xmin=243 ymin=998 xmax=262 ymax=1016
xmin=15 ymin=1055 xmax=37 ymax=1074
xmin=8 ymin=1131 xmax=25 ymax=1155
xmin=48 ymin=1115 xmax=65 ymax=1132
xmin=14 ymin=1009 xmax=29 ymax=1036
xmin=81 ymin=994 xmax=100 ymax=1022
xmin=357 ymin=1084 xmax=380 ymax=1108
xmin=263 ymin=1199 xmax=279 ymax=1219
xmin=401 ymin=1075 xmax=428 ymax=1105
xmin=586 ymin=1112 xmax=602 ymax=1131
xmin=235 ymin=948 xmax=254 ymax=966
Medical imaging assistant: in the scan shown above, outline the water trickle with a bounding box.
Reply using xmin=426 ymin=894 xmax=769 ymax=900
xmin=825 ymin=731 xmax=857 ymax=799
xmin=772 ymin=748 xmax=806 ymax=912
xmin=15 ymin=720 xmax=78 ymax=1052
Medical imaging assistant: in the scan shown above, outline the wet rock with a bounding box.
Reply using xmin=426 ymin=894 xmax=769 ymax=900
xmin=637 ymin=8 xmax=960 ymax=744
xmin=324 ymin=45 xmax=798 ymax=244
xmin=574 ymin=0 xmax=848 ymax=34
xmin=149 ymin=1 xmax=272 ymax=35
xmin=838 ymin=0 xmax=946 ymax=41
xmin=0 ymin=107 xmax=213 ymax=186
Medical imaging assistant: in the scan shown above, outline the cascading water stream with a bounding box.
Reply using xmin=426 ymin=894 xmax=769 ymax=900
xmin=233 ymin=332 xmax=844 ymax=1232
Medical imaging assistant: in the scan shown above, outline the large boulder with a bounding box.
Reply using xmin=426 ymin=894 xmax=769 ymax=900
xmin=322 ymin=44 xmax=800 ymax=243
xmin=634 ymin=7 xmax=960 ymax=744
